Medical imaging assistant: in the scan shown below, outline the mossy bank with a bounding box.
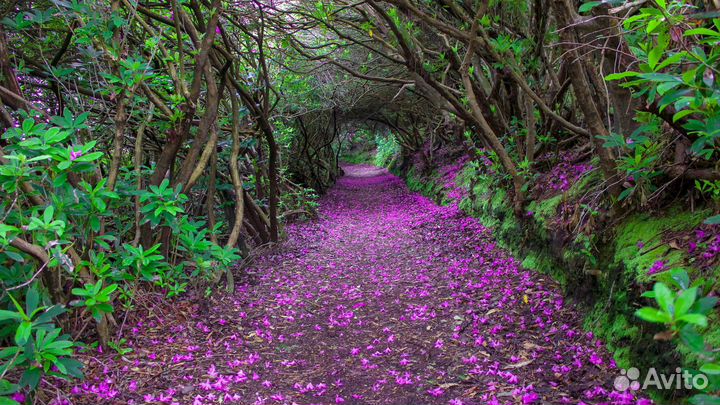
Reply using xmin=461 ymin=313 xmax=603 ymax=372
xmin=394 ymin=161 xmax=719 ymax=404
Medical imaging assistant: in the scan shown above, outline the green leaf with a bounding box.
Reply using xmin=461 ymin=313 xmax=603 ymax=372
xmin=656 ymin=80 xmax=682 ymax=94
xmin=93 ymin=280 xmax=102 ymax=295
xmin=26 ymin=155 xmax=51 ymax=163
xmin=648 ymin=46 xmax=663 ymax=70
xmin=43 ymin=206 xmax=54 ymax=223
xmin=605 ymin=71 xmax=641 ymax=81
xmin=7 ymin=294 xmax=27 ymax=319
xmin=53 ymin=358 xmax=67 ymax=374
xmin=685 ymin=28 xmax=720 ymax=37
xmin=0 ymin=378 xmax=19 ymax=396
xmin=654 ymin=282 xmax=674 ymax=314
xmin=657 ymin=51 xmax=687 ymax=70
xmin=679 ymin=325 xmax=705 ymax=352
xmin=0 ymin=347 xmax=19 ymax=360
xmin=674 ymin=287 xmax=697 ymax=317
xmin=670 ymin=269 xmax=690 ymax=290
xmin=57 ymin=357 xmax=83 ymax=378
xmin=647 ymin=19 xmax=662 ymax=34
xmin=34 ymin=305 xmax=65 ymax=325
xmin=618 ymin=187 xmax=634 ymax=201
xmin=673 ymin=109 xmax=695 ymax=122
xmin=704 ymin=214 xmax=720 ymax=225
xmin=14 ymin=321 xmax=31 ymax=345
xmin=635 ymin=307 xmax=671 ymax=323
xmin=19 ymin=367 xmax=41 ymax=389
xmin=70 ymin=286 xmax=86 ymax=296
xmin=579 ymin=1 xmax=600 ymax=13
xmin=700 ymin=363 xmax=720 ymax=375
xmin=74 ymin=151 xmax=103 ymax=162
xmin=43 ymin=128 xmax=69 ymax=144
xmin=25 ymin=287 xmax=39 ymax=316
xmin=89 ymin=216 xmax=101 ymax=233
xmin=694 ymin=296 xmax=718 ymax=315
xmin=677 ymin=313 xmax=708 ymax=327
xmin=102 ymin=284 xmax=118 ymax=295
xmin=4 ymin=251 xmax=24 ymax=262
xmin=45 ymin=340 xmax=73 ymax=351
xmin=0 ymin=310 xmax=22 ymax=322
xmin=57 ymin=160 xmax=71 ymax=171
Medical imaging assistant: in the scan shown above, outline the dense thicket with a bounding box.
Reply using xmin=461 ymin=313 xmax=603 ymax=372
xmin=0 ymin=0 xmax=719 ymax=403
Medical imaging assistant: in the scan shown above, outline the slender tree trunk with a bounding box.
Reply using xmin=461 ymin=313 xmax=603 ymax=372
xmin=107 ymin=93 xmax=129 ymax=191
xmin=524 ymin=95 xmax=537 ymax=163
xmin=174 ymin=65 xmax=224 ymax=189
xmin=185 ymin=126 xmax=220 ymax=191
xmin=257 ymin=118 xmax=280 ymax=242
xmin=0 ymin=26 xmax=23 ymax=110
xmin=149 ymin=0 xmax=221 ymax=187
xmin=133 ymin=105 xmax=154 ymax=246
xmin=459 ymin=22 xmax=525 ymax=213
xmin=226 ymin=91 xmax=245 ymax=248
xmin=207 ymin=149 xmax=218 ymax=245
xmin=554 ymin=0 xmax=619 ymax=193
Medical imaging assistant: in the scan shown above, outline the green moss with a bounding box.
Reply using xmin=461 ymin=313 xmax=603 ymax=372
xmin=567 ymin=171 xmax=601 ymax=200
xmin=527 ymin=194 xmax=563 ymax=232
xmin=530 ymin=194 xmax=562 ymax=218
xmin=405 ymin=168 xmax=425 ymax=193
xmin=614 ymin=208 xmax=710 ymax=282
xmin=473 ymin=181 xmax=491 ymax=197
xmin=341 ymin=150 xmax=374 ymax=164
xmin=521 ymin=254 xmax=538 ymax=270
xmin=521 ymin=253 xmax=567 ymax=287
xmin=585 ymin=302 xmax=642 ymax=368
xmin=455 ymin=166 xmax=476 ymax=189
xmin=490 ymin=188 xmax=507 ymax=213
xmin=497 ymin=214 xmax=520 ymax=242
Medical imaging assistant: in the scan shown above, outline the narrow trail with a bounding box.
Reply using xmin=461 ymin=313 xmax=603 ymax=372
xmin=73 ymin=165 xmax=642 ymax=405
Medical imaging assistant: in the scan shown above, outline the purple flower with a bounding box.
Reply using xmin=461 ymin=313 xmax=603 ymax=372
xmin=589 ymin=353 xmax=603 ymax=366
xmin=522 ymin=392 xmax=539 ymax=404
xmin=648 ymin=260 xmax=665 ymax=275
xmin=70 ymin=149 xmax=83 ymax=161
xmin=427 ymin=387 xmax=445 ymax=397
xmin=637 ymin=241 xmax=645 ymax=249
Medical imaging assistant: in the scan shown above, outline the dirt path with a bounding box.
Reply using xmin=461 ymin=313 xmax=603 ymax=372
xmin=70 ymin=165 xmax=645 ymax=405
